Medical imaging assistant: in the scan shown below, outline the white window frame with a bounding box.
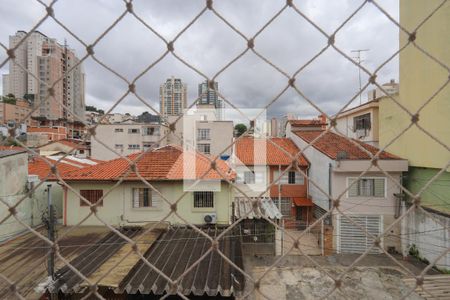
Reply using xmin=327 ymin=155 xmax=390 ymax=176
xmin=128 ymin=128 xmax=140 ymax=134
xmin=197 ymin=128 xmax=210 ymax=141
xmin=128 ymin=144 xmax=140 ymax=150
xmin=346 ymin=177 xmax=387 ymax=198
xmin=197 ymin=143 xmax=211 ymax=155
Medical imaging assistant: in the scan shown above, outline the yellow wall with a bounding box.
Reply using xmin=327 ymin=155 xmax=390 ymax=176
xmin=65 ymin=181 xmax=232 ymax=226
xmin=380 ymin=1 xmax=450 ymax=169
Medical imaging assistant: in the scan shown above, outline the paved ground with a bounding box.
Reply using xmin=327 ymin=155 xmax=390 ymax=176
xmin=242 ymin=254 xmax=441 ymax=300
xmin=281 ymin=230 xmax=321 ymax=256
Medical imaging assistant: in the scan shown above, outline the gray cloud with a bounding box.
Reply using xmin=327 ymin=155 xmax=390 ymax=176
xmin=0 ymin=0 xmax=399 ymax=118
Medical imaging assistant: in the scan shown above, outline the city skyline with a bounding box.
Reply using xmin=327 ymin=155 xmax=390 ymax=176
xmin=0 ymin=0 xmax=399 ymax=118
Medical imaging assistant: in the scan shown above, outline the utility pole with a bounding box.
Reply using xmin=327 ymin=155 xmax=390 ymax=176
xmin=351 ymin=49 xmax=370 ymax=105
xmin=46 ymin=184 xmax=55 ymax=290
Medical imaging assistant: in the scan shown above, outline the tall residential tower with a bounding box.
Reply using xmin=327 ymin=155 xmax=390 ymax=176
xmin=197 ymin=80 xmax=224 ymax=120
xmin=2 ymin=31 xmax=85 ymax=123
xmin=159 ymin=77 xmax=187 ymax=117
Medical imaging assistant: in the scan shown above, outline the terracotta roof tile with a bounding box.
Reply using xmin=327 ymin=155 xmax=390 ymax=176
xmin=235 ymin=137 xmax=308 ymax=166
xmin=61 ymin=145 xmax=234 ymax=181
xmin=294 ymin=130 xmax=400 ymax=160
xmin=28 ymin=157 xmax=83 ymax=180
xmin=289 ymin=119 xmax=327 ymax=127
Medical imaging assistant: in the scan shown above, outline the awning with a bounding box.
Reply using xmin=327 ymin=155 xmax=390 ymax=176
xmin=293 ymin=197 xmax=313 ymax=206
xmin=234 ymin=197 xmax=283 ymax=219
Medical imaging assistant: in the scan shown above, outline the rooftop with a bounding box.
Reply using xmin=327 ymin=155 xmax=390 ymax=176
xmin=0 ymin=146 xmax=26 ymax=158
xmin=294 ymin=130 xmax=400 ymax=160
xmin=288 ymin=119 xmax=327 ymax=127
xmin=28 ymin=156 xmax=100 ymax=180
xmin=61 ymin=145 xmax=235 ymax=181
xmin=234 ymin=137 xmax=308 ymax=167
xmin=38 ymin=138 xmax=87 ymax=150
xmin=118 ymin=227 xmax=245 ymax=297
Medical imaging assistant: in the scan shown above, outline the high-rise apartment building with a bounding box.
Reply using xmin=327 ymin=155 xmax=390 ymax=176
xmin=2 ymin=31 xmax=85 ymax=122
xmin=198 ymin=80 xmax=224 ymax=119
xmin=159 ymin=77 xmax=187 ymax=117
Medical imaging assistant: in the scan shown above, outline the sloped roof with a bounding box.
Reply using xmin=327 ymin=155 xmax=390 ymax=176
xmin=235 ymin=137 xmax=308 ymax=167
xmin=0 ymin=146 xmax=26 ymax=158
xmin=28 ymin=157 xmax=85 ymax=179
xmin=289 ymin=119 xmax=327 ymax=127
xmin=61 ymin=145 xmax=235 ymax=181
xmin=118 ymin=227 xmax=245 ymax=297
xmin=294 ymin=130 xmax=400 ymax=160
xmin=39 ymin=139 xmax=87 ymax=150
xmin=234 ymin=197 xmax=283 ymax=219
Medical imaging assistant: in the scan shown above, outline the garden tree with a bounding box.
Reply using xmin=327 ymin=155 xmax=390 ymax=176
xmin=86 ymin=105 xmax=105 ymax=114
xmin=234 ymin=123 xmax=247 ymax=137
xmin=2 ymin=93 xmax=16 ymax=105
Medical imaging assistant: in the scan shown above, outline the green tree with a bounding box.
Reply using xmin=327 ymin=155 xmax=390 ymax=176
xmin=234 ymin=123 xmax=247 ymax=137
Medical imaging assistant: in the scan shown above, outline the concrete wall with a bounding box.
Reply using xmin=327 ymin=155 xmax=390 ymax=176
xmin=289 ymin=132 xmax=333 ymax=211
xmin=64 ymin=181 xmax=232 ymax=226
xmin=402 ymin=206 xmax=450 ymax=270
xmin=234 ymin=165 xmax=270 ymax=198
xmin=380 ymin=0 xmax=450 ymax=169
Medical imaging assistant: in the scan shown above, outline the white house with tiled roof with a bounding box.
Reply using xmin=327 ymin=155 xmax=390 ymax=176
xmin=287 ymin=127 xmax=408 ymax=254
xmin=57 ymin=145 xmax=235 ymax=227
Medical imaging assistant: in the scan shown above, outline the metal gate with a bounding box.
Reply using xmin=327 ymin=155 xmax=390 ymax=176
xmin=338 ymin=215 xmax=382 ymax=254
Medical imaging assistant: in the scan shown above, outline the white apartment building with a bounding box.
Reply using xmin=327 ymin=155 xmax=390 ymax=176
xmin=91 ymin=123 xmax=163 ymax=160
xmin=159 ymin=77 xmax=187 ymax=117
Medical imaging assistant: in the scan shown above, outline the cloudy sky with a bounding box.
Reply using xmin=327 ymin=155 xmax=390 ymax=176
xmin=0 ymin=0 xmax=399 ymax=119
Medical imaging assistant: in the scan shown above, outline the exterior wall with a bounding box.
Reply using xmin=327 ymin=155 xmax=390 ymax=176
xmin=289 ymin=132 xmax=333 ymax=211
xmin=402 ymin=206 xmax=450 ymax=270
xmin=404 ymin=167 xmax=450 ymax=215
xmin=0 ymin=152 xmax=29 ymax=240
xmin=195 ymin=120 xmax=233 ymax=157
xmin=0 ymin=99 xmax=32 ymax=125
xmin=91 ymin=124 xmax=162 ymax=160
xmin=268 ymin=165 xmax=307 ymax=198
xmin=234 ymin=165 xmax=270 ymax=198
xmin=380 ymin=0 xmax=450 ymax=170
xmin=334 ymin=104 xmax=379 ymax=146
xmin=38 ymin=142 xmax=85 ymax=157
xmin=64 ymin=181 xmax=232 ymax=226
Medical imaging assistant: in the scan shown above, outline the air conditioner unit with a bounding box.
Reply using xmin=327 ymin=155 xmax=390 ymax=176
xmin=204 ymin=213 xmax=217 ymax=224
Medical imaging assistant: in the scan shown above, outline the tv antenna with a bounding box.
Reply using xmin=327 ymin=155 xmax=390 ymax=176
xmin=351 ymin=49 xmax=370 ymax=105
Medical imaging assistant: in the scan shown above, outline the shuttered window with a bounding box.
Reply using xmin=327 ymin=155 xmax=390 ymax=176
xmin=338 ymin=215 xmax=382 ymax=254
xmin=273 ymin=198 xmax=292 ymax=217
xmin=348 ymin=178 xmax=385 ymax=197
xmin=80 ymin=190 xmax=103 ymax=206
xmin=133 ymin=188 xmax=159 ymax=208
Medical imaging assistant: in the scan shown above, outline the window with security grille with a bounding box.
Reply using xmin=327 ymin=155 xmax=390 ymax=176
xmin=353 ymin=113 xmax=371 ymax=132
xmin=114 ymin=128 xmax=123 ymax=132
xmin=193 ymin=191 xmax=214 ymax=208
xmin=80 ymin=190 xmax=103 ymax=206
xmin=348 ymin=178 xmax=385 ymax=197
xmin=132 ymin=188 xmax=153 ymax=208
xmin=197 ymin=128 xmax=210 ymax=140
xmin=197 ymin=143 xmax=210 ymax=155
xmin=273 ymin=198 xmax=292 ymax=217
xmin=128 ymin=144 xmax=140 ymax=150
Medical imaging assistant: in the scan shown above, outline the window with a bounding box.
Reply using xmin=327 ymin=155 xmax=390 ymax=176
xmin=143 ymin=127 xmax=159 ymax=136
xmin=274 ymin=170 xmax=304 ymax=185
xmin=273 ymin=198 xmax=292 ymax=217
xmin=128 ymin=144 xmax=140 ymax=150
xmin=197 ymin=143 xmax=210 ymax=155
xmin=115 ymin=144 xmax=123 ymax=149
xmin=143 ymin=142 xmax=155 ymax=150
xmin=132 ymin=188 xmax=153 ymax=207
xmin=244 ymin=171 xmax=255 ymax=184
xmin=197 ymin=128 xmax=210 ymax=140
xmin=348 ymin=178 xmax=385 ymax=197
xmin=353 ymin=113 xmax=371 ymax=131
xmin=194 ymin=191 xmax=214 ymax=208
xmin=80 ymin=190 xmax=103 ymax=206
xmin=128 ymin=128 xmax=140 ymax=134
xmin=114 ymin=128 xmax=123 ymax=133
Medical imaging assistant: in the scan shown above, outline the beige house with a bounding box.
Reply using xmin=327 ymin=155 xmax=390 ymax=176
xmin=59 ymin=145 xmax=235 ymax=226
xmin=287 ymin=128 xmax=408 ymax=254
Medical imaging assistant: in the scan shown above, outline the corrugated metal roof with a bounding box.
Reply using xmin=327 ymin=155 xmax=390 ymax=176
xmin=50 ymin=226 xmax=145 ymax=293
xmin=117 ymin=227 xmax=245 ymax=297
xmin=234 ymin=197 xmax=282 ymax=219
